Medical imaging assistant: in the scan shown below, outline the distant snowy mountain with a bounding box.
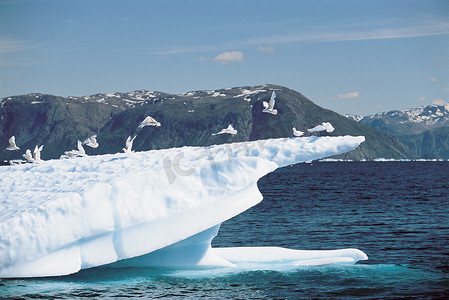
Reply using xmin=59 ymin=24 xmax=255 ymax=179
xmin=345 ymin=103 xmax=449 ymax=158
xmin=348 ymin=103 xmax=449 ymax=136
xmin=0 ymin=84 xmax=413 ymax=161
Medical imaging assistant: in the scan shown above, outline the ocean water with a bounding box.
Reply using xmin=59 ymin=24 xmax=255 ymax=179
xmin=1 ymin=161 xmax=448 ymax=299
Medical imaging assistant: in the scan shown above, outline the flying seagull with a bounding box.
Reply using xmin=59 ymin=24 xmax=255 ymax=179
xmin=138 ymin=116 xmax=161 ymax=129
xmin=212 ymin=124 xmax=238 ymax=136
xmin=6 ymin=136 xmax=20 ymax=151
xmin=123 ymin=135 xmax=136 ymax=153
xmin=63 ymin=140 xmax=86 ymax=158
xmin=22 ymin=149 xmax=35 ymax=163
xmin=292 ymin=127 xmax=304 ymax=137
xmin=307 ymin=122 xmax=335 ymax=133
xmin=83 ymin=135 xmax=99 ymax=148
xmin=33 ymin=145 xmax=44 ymax=163
xmin=262 ymin=91 xmax=278 ymax=115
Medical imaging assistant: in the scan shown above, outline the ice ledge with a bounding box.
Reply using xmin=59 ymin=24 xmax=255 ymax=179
xmin=0 ymin=136 xmax=365 ymax=277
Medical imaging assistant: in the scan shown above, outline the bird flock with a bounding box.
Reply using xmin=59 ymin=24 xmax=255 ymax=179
xmin=5 ymin=115 xmax=161 ymax=165
xmin=4 ymin=91 xmax=335 ymax=165
xmin=212 ymin=91 xmax=335 ymax=138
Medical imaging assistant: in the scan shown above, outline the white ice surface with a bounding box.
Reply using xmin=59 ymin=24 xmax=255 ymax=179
xmin=107 ymin=223 xmax=367 ymax=270
xmin=0 ymin=136 xmax=364 ymax=278
xmin=214 ymin=247 xmax=368 ymax=266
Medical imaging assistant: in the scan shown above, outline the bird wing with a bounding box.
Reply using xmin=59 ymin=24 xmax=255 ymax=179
xmin=129 ymin=136 xmax=136 ymax=149
xmin=269 ymin=91 xmax=276 ymax=109
xmin=125 ymin=136 xmax=136 ymax=149
xmin=263 ymin=101 xmax=269 ymax=109
xmin=308 ymin=124 xmax=325 ymax=132
xmin=9 ymin=136 xmax=16 ymax=147
xmin=77 ymin=140 xmax=85 ymax=155
xmin=138 ymin=117 xmax=150 ymax=128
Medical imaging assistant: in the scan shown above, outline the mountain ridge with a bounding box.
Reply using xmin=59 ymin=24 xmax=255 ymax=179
xmin=1 ymin=84 xmax=414 ymax=162
xmin=346 ymin=103 xmax=449 ymax=135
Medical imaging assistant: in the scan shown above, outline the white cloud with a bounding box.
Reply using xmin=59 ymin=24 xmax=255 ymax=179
xmin=0 ymin=39 xmax=35 ymax=54
xmin=0 ymin=39 xmax=42 ymax=67
xmin=139 ymin=16 xmax=449 ymax=58
xmin=332 ymin=91 xmax=360 ymax=99
xmin=247 ymin=18 xmax=449 ymax=45
xmin=258 ymin=45 xmax=275 ymax=53
xmin=428 ymin=77 xmax=437 ymax=82
xmin=432 ymin=98 xmax=447 ymax=105
xmin=418 ymin=96 xmax=427 ymax=101
xmin=213 ymin=51 xmax=244 ymax=65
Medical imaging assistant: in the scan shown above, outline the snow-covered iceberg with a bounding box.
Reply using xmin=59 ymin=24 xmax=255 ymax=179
xmin=0 ymin=136 xmax=366 ymax=278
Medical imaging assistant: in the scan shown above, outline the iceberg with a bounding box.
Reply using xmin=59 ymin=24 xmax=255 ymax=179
xmin=0 ymin=136 xmax=366 ymax=278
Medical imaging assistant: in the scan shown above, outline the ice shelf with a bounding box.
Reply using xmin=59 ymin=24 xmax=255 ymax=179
xmin=0 ymin=136 xmax=365 ymax=277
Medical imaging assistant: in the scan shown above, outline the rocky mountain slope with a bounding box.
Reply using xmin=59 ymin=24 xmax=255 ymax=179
xmin=397 ymin=126 xmax=449 ymax=159
xmin=346 ymin=103 xmax=449 ymax=158
xmin=1 ymin=84 xmax=414 ymax=162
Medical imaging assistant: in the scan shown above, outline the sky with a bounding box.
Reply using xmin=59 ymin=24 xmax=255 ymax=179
xmin=0 ymin=0 xmax=448 ymax=116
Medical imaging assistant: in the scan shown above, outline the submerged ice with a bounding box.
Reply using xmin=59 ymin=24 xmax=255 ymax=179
xmin=0 ymin=136 xmax=366 ymax=278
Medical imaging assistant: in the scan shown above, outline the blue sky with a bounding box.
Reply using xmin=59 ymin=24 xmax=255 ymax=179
xmin=0 ymin=0 xmax=448 ymax=115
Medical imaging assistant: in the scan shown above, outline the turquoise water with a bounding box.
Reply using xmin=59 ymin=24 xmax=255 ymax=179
xmin=1 ymin=162 xmax=448 ymax=299
xmin=1 ymin=265 xmax=444 ymax=299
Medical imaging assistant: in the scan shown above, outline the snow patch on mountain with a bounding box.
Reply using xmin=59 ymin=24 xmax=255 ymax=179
xmin=344 ymin=114 xmax=364 ymax=122
xmin=234 ymin=88 xmax=267 ymax=98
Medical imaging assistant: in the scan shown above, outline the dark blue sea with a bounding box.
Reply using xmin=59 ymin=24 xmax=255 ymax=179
xmin=1 ymin=161 xmax=448 ymax=299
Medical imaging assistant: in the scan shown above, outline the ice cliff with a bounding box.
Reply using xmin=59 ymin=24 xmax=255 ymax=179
xmin=0 ymin=136 xmax=366 ymax=278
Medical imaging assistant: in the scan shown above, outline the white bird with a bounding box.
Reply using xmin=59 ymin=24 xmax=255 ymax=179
xmin=63 ymin=140 xmax=86 ymax=158
xmin=83 ymin=134 xmax=99 ymax=148
xmin=22 ymin=149 xmax=35 ymax=163
xmin=262 ymin=91 xmax=278 ymax=115
xmin=292 ymin=127 xmax=304 ymax=137
xmin=138 ymin=116 xmax=161 ymax=129
xmin=62 ymin=151 xmax=78 ymax=159
xmin=307 ymin=122 xmax=335 ymax=133
xmin=212 ymin=124 xmax=238 ymax=136
xmin=6 ymin=136 xmax=20 ymax=151
xmin=123 ymin=135 xmax=136 ymax=153
xmin=33 ymin=145 xmax=44 ymax=163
